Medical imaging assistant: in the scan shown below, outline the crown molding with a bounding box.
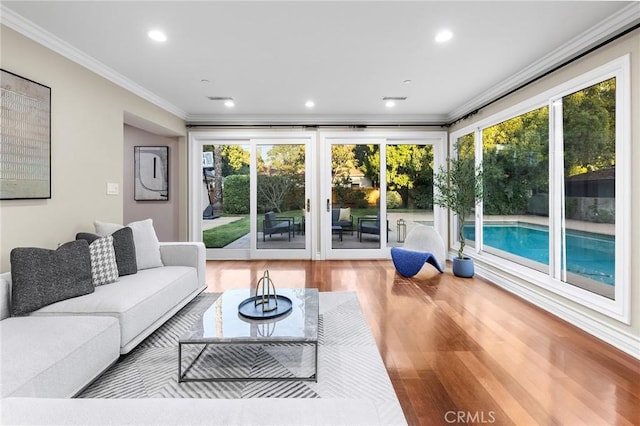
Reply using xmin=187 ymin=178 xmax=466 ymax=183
xmin=3 ymin=2 xmax=637 ymax=127
xmin=0 ymin=4 xmax=188 ymax=120
xmin=186 ymin=113 xmax=448 ymax=127
xmin=446 ymin=2 xmax=640 ymax=124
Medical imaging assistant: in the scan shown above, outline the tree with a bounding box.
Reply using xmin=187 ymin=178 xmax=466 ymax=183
xmin=257 ymin=175 xmax=296 ymax=213
xmin=222 ymin=145 xmax=249 ymax=176
xmin=385 ymin=145 xmax=433 ymax=208
xmin=267 ymin=144 xmax=305 ymax=174
xmin=355 ymin=145 xmax=379 ymax=187
xmin=482 ymin=106 xmax=549 ymax=215
xmin=562 ymin=78 xmax=615 ymax=175
xmin=433 ymin=142 xmax=483 ymax=259
xmin=331 ymin=145 xmax=358 ymax=181
xmin=212 ymin=145 xmax=223 ymax=212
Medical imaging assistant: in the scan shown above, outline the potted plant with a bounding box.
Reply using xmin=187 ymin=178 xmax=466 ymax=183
xmin=432 ymin=142 xmax=483 ymax=277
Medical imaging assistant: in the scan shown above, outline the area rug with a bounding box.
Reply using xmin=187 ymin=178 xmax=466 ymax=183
xmin=79 ymin=291 xmax=406 ymax=424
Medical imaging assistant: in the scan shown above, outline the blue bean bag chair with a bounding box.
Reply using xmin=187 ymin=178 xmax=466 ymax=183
xmin=390 ymin=225 xmax=446 ymax=277
xmin=391 ymin=247 xmax=444 ymax=277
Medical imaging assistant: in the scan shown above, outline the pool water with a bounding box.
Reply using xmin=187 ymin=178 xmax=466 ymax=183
xmin=463 ymin=224 xmax=615 ymax=285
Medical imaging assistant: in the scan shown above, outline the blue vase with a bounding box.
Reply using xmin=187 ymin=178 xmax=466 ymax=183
xmin=452 ymin=257 xmax=474 ymax=278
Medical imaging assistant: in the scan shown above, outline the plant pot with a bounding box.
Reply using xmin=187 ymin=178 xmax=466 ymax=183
xmin=452 ymin=257 xmax=474 ymax=278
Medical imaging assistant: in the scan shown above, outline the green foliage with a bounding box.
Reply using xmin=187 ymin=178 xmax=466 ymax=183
xmin=222 ymin=175 xmax=250 ymax=214
xmin=482 ymin=106 xmax=549 ymax=215
xmin=266 ymin=145 xmax=305 ymax=174
xmin=222 ymin=145 xmax=250 ymax=175
xmin=386 ymin=191 xmax=402 ymax=209
xmin=409 ymin=185 xmax=433 ymax=209
xmin=332 ymin=145 xmax=358 ymax=182
xmin=563 ymin=78 xmax=616 ymax=173
xmin=354 ymin=144 xmax=434 ymax=208
xmin=433 ymin=142 xmax=483 ymax=258
xmin=480 ymin=78 xmax=615 ymax=219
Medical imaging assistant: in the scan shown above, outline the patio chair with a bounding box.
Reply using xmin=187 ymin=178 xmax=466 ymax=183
xmin=390 ymin=225 xmax=445 ymax=277
xmin=357 ymin=212 xmax=389 ymax=242
xmin=332 ymin=208 xmax=354 ymax=235
xmin=262 ymin=211 xmax=294 ymax=241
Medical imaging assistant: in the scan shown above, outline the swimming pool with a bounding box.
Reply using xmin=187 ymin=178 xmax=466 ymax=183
xmin=463 ymin=223 xmax=615 ymax=285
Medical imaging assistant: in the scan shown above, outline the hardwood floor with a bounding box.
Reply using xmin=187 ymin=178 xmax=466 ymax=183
xmin=205 ymin=260 xmax=640 ymax=425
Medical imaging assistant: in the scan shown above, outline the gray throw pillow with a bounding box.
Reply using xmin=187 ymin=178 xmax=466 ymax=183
xmin=10 ymin=240 xmax=94 ymax=316
xmin=77 ymin=227 xmax=137 ymax=276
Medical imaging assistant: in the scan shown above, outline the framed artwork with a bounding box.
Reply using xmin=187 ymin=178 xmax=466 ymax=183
xmin=134 ymin=146 xmax=169 ymax=201
xmin=0 ymin=69 xmax=52 ymax=199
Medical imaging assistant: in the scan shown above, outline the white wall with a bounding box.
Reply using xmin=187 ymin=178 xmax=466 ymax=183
xmin=0 ymin=26 xmax=187 ymax=271
xmin=449 ymin=29 xmax=640 ymax=357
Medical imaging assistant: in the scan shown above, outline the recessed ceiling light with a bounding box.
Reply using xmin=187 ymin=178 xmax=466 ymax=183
xmin=305 ymin=100 xmax=315 ymax=108
xmin=402 ymin=79 xmax=412 ymax=85
xmin=224 ymin=99 xmax=235 ymax=108
xmin=435 ymin=30 xmax=453 ymax=43
xmin=201 ymin=79 xmax=210 ymax=84
xmin=148 ymin=30 xmax=167 ymax=42
xmin=385 ymin=100 xmax=396 ymax=108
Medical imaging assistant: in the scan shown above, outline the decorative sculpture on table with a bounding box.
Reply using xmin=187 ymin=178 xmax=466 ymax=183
xmin=238 ymin=270 xmax=293 ymax=319
xmin=255 ymin=270 xmax=278 ymax=313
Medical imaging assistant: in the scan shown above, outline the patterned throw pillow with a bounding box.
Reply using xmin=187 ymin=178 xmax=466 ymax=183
xmin=76 ymin=227 xmax=137 ymax=276
xmin=89 ymin=235 xmax=119 ymax=286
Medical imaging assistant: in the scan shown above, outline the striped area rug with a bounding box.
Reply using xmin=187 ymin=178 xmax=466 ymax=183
xmin=79 ymin=291 xmax=406 ymax=424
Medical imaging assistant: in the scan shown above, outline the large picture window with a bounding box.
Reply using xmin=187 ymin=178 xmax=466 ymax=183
xmin=450 ymin=55 xmax=629 ymax=322
xmin=481 ymin=106 xmax=549 ymax=273
xmin=558 ymin=78 xmax=616 ymax=298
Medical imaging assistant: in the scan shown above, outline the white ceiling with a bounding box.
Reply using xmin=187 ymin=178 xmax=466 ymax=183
xmin=2 ymin=1 xmax=638 ymax=125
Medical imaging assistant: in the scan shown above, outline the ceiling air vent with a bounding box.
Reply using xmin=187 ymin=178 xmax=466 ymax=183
xmin=207 ymin=96 xmax=234 ymax=101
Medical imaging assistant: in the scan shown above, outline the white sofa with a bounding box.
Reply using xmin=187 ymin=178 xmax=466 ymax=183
xmin=0 ymin=242 xmax=206 ymax=399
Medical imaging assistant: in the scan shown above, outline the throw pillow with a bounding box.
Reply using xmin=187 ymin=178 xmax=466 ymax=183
xmin=94 ymin=218 xmax=163 ymax=270
xmin=87 ymin=235 xmax=119 ymax=286
xmin=77 ymin=227 xmax=137 ymax=276
xmin=338 ymin=207 xmax=351 ymax=222
xmin=10 ymin=240 xmax=94 ymax=316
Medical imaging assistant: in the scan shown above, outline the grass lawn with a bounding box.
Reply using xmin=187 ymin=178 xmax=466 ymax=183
xmin=203 ymin=216 xmax=250 ymax=248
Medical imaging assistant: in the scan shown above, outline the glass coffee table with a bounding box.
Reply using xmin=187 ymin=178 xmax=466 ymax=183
xmin=178 ymin=288 xmax=319 ymax=383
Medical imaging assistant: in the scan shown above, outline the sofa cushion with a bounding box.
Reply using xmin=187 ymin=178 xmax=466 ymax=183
xmin=95 ymin=219 xmax=163 ymax=270
xmin=77 ymin=227 xmax=137 ymax=276
xmin=0 ymin=316 xmax=120 ymax=398
xmin=10 ymin=241 xmax=94 ymax=316
xmin=31 ymin=266 xmax=200 ymax=352
xmin=87 ymin=235 xmax=119 ymax=286
xmin=0 ymin=273 xmax=11 ymax=320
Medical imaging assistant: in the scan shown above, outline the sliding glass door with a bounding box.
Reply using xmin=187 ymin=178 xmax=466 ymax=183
xmin=189 ymin=132 xmax=313 ymax=260
xmin=321 ymin=132 xmax=447 ymax=260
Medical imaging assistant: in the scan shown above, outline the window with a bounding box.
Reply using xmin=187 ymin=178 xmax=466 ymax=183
xmin=557 ymin=78 xmax=616 ymax=299
xmin=481 ymin=106 xmax=549 ymax=273
xmin=451 ymin=55 xmax=630 ymax=322
xmin=456 ymin=132 xmax=477 ymax=249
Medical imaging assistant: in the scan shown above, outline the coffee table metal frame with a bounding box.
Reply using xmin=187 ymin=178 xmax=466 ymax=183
xmin=178 ymin=288 xmax=319 ymax=383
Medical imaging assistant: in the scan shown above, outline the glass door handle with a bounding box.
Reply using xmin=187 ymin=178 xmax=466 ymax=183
xmin=326 ymin=199 xmax=330 ymax=212
xmin=306 ymin=199 xmax=311 ymax=212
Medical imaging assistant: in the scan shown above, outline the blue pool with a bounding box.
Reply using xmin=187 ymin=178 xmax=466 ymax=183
xmin=463 ymin=224 xmax=615 ymax=285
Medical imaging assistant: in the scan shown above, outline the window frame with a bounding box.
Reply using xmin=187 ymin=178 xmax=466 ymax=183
xmin=450 ymin=55 xmax=630 ymax=323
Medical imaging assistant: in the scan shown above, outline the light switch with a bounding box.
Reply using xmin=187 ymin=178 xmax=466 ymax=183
xmin=106 ymin=182 xmax=119 ymax=195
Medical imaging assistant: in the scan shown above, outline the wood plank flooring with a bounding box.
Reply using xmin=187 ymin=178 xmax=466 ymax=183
xmin=205 ymin=260 xmax=640 ymax=425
